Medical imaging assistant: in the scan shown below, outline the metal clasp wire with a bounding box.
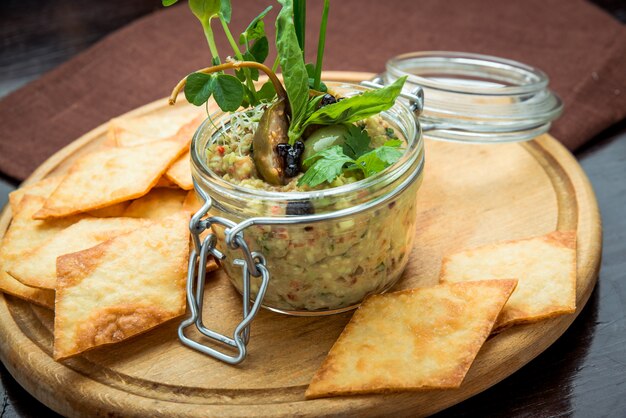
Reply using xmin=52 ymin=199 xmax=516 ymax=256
xmin=178 ymin=184 xmax=270 ymax=365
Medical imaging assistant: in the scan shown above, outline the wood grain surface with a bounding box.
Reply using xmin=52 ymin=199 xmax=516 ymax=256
xmin=0 ymin=72 xmax=602 ymax=417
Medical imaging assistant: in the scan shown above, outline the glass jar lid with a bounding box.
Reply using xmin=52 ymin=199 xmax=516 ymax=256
xmin=384 ymin=51 xmax=563 ymax=143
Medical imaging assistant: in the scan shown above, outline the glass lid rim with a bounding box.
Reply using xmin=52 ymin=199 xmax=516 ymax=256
xmin=386 ymin=51 xmax=551 ymax=95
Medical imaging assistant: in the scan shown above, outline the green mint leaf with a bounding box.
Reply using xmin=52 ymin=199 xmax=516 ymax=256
xmin=239 ymin=6 xmax=272 ymax=44
xmin=276 ymin=0 xmax=309 ymax=143
xmin=257 ymin=81 xmax=277 ymax=102
xmin=184 ymin=72 xmax=214 ymax=106
xmin=298 ymin=146 xmax=355 ymax=187
xmin=189 ymin=0 xmax=221 ymax=26
xmin=213 ymin=74 xmax=244 ymax=111
xmin=342 ymin=125 xmax=372 ymax=159
xmin=219 ymin=0 xmax=232 ymax=23
xmin=162 ymin=0 xmax=178 ymax=6
xmin=250 ymin=36 xmax=269 ymax=63
xmin=303 ymin=76 xmax=407 ymax=128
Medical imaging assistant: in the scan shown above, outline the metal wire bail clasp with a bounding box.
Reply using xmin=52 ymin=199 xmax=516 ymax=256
xmin=178 ymin=184 xmax=270 ymax=364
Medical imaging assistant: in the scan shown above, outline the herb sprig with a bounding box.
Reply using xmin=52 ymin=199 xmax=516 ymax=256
xmin=298 ymin=126 xmax=404 ymax=187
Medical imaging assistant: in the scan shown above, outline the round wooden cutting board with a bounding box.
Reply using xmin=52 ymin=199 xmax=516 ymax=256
xmin=0 ymin=72 xmax=601 ymax=417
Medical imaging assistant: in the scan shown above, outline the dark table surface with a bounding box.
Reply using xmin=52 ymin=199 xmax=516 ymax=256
xmin=1 ymin=1 xmax=626 ymax=417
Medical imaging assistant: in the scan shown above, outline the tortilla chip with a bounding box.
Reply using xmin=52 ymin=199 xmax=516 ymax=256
xmin=440 ymin=231 xmax=577 ymax=331
xmin=164 ymin=151 xmax=193 ymax=190
xmin=305 ymin=280 xmax=517 ymax=399
xmin=109 ymin=106 xmax=203 ymax=147
xmin=123 ymin=188 xmax=187 ymax=220
xmin=8 ymin=176 xmax=64 ymax=213
xmin=182 ymin=191 xmax=202 ymax=214
xmin=53 ymin=213 xmax=190 ymax=360
xmin=0 ymin=195 xmax=85 ymax=308
xmin=8 ymin=217 xmax=148 ymax=290
xmin=33 ymin=137 xmax=188 ymax=220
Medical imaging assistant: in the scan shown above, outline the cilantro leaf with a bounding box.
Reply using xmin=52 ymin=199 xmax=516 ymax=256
xmin=342 ymin=125 xmax=371 ymax=159
xmin=298 ymin=146 xmax=354 ymax=187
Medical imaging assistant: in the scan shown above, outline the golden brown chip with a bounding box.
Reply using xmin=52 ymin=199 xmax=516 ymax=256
xmin=54 ymin=213 xmax=190 ymax=360
xmin=0 ymin=195 xmax=85 ymax=308
xmin=154 ymin=176 xmax=179 ymax=188
xmin=109 ymin=106 xmax=203 ymax=147
xmin=8 ymin=176 xmax=63 ymax=213
xmin=9 ymin=217 xmax=148 ymax=290
xmin=123 ymin=188 xmax=187 ymax=220
xmin=33 ymin=137 xmax=188 ymax=220
xmin=305 ymin=280 xmax=517 ymax=399
xmin=86 ymin=202 xmax=130 ymax=218
xmin=440 ymin=231 xmax=577 ymax=331
xmin=164 ymin=151 xmax=193 ymax=190
xmin=182 ymin=191 xmax=202 ymax=214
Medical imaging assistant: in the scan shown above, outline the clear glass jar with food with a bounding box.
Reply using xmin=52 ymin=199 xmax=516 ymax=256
xmin=190 ymin=82 xmax=424 ymax=315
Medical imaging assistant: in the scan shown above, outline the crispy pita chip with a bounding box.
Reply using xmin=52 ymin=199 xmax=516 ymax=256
xmin=110 ymin=107 xmax=203 ymax=147
xmin=164 ymin=151 xmax=193 ymax=190
xmin=306 ymin=280 xmax=517 ymax=399
xmin=54 ymin=213 xmax=190 ymax=360
xmin=440 ymin=231 xmax=577 ymax=331
xmin=9 ymin=217 xmax=148 ymax=290
xmin=182 ymin=191 xmax=202 ymax=214
xmin=87 ymin=202 xmax=130 ymax=218
xmin=33 ymin=137 xmax=188 ymax=220
xmin=154 ymin=176 xmax=179 ymax=188
xmin=123 ymin=188 xmax=187 ymax=220
xmin=8 ymin=176 xmax=63 ymax=213
xmin=0 ymin=196 xmax=85 ymax=308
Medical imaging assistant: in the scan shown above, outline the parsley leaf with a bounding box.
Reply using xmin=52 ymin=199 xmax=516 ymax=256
xmin=353 ymin=142 xmax=404 ymax=177
xmin=297 ymin=146 xmax=354 ymax=187
xmin=342 ymin=125 xmax=371 ymax=159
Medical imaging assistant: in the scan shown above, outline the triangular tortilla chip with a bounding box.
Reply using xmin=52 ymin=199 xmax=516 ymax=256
xmin=123 ymin=188 xmax=187 ymax=220
xmin=305 ymin=280 xmax=517 ymax=399
xmin=33 ymin=137 xmax=188 ymax=220
xmin=440 ymin=231 xmax=577 ymax=331
xmin=109 ymin=106 xmax=203 ymax=147
xmin=0 ymin=195 xmax=85 ymax=308
xmin=53 ymin=213 xmax=190 ymax=359
xmin=164 ymin=151 xmax=193 ymax=190
xmin=9 ymin=217 xmax=148 ymax=290
xmin=8 ymin=176 xmax=64 ymax=213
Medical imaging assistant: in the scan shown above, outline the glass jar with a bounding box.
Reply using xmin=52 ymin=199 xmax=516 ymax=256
xmin=384 ymin=51 xmax=563 ymax=143
xmin=190 ymin=82 xmax=424 ymax=316
xmin=181 ymin=53 xmax=563 ymax=363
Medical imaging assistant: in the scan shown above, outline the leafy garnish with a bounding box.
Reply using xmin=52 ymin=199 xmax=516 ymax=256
xmin=353 ymin=143 xmax=404 ymax=177
xmin=276 ymin=0 xmax=309 ymax=144
xmin=297 ymin=146 xmax=354 ymax=187
xmin=239 ymin=6 xmax=272 ymax=44
xmin=342 ymin=125 xmax=371 ymax=159
xmin=313 ymin=0 xmax=330 ymax=91
xmin=289 ymin=76 xmax=407 ymax=139
xmin=298 ymin=129 xmax=405 ymax=187
xmin=304 ymin=76 xmax=407 ymax=127
xmin=184 ymin=73 xmax=244 ymax=111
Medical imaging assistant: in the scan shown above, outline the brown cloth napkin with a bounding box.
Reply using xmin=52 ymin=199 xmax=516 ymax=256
xmin=1 ymin=0 xmax=625 ymax=181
